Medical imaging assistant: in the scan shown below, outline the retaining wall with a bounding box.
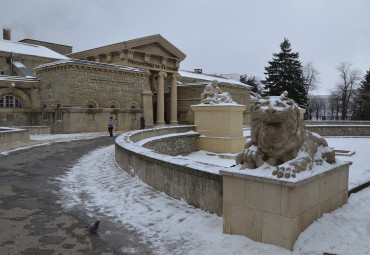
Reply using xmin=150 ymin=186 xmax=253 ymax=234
xmin=0 ymin=127 xmax=30 ymax=144
xmin=306 ymin=125 xmax=370 ymax=136
xmin=115 ymin=125 xmax=226 ymax=216
xmin=12 ymin=126 xmax=50 ymax=135
xmin=142 ymin=133 xmax=198 ymax=156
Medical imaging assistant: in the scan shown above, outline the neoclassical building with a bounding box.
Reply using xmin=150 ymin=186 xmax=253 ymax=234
xmin=0 ymin=33 xmax=251 ymax=133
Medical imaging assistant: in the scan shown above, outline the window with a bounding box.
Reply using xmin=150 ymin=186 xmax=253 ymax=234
xmin=0 ymin=95 xmax=23 ymax=108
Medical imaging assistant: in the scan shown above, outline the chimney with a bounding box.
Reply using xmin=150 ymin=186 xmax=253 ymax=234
xmin=3 ymin=29 xmax=11 ymax=40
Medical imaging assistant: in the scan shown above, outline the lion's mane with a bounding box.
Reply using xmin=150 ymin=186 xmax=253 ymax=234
xmin=236 ymin=92 xmax=335 ymax=178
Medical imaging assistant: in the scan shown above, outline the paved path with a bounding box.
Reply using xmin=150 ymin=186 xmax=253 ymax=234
xmin=0 ymin=136 xmax=153 ymax=255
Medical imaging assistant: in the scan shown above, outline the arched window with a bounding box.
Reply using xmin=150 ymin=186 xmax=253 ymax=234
xmin=0 ymin=95 xmax=23 ymax=108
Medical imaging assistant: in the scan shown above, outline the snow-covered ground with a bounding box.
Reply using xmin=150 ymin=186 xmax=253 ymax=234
xmin=185 ymin=136 xmax=370 ymax=190
xmin=55 ymin=144 xmax=370 ymax=255
xmin=325 ymin=137 xmax=370 ymax=190
xmin=2 ymin=131 xmax=370 ymax=254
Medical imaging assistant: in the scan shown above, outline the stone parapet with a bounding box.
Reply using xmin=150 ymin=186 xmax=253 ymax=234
xmin=307 ymin=125 xmax=370 ymax=136
xmin=129 ymin=125 xmax=195 ymax=142
xmin=142 ymin=133 xmax=199 ymax=156
xmin=11 ymin=126 xmax=50 ymax=135
xmin=305 ymin=121 xmax=370 ymax=125
xmin=115 ymin=126 xmax=225 ymax=216
xmin=220 ymin=162 xmax=350 ymax=250
xmin=0 ymin=127 xmax=30 ymax=144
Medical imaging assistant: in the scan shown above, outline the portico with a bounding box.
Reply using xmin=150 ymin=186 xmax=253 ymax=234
xmin=69 ymin=34 xmax=186 ymax=127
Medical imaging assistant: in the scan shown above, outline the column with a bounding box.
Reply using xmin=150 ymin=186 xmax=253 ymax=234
xmin=170 ymin=73 xmax=180 ymax=125
xmin=156 ymin=71 xmax=167 ymax=126
xmin=142 ymin=90 xmax=154 ymax=128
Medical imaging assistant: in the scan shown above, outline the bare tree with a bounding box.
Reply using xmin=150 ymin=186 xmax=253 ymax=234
xmin=307 ymin=96 xmax=327 ymax=120
xmin=328 ymin=91 xmax=341 ymax=120
xmin=335 ymin=62 xmax=362 ymax=120
xmin=303 ymin=62 xmax=320 ymax=94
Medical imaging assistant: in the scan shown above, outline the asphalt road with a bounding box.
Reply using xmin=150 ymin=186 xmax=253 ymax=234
xmin=0 ymin=136 xmax=153 ymax=255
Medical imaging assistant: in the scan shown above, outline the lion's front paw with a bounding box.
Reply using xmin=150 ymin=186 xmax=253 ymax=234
xmin=272 ymin=166 xmax=296 ymax=178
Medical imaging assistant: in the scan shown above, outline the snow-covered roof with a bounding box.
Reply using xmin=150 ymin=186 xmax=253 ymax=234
xmin=34 ymin=59 xmax=150 ymax=74
xmin=12 ymin=61 xmax=35 ymax=77
xmin=0 ymin=39 xmax=69 ymax=60
xmin=179 ymin=70 xmax=251 ymax=88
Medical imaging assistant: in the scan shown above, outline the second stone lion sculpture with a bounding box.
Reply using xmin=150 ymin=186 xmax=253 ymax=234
xmin=236 ymin=92 xmax=335 ymax=178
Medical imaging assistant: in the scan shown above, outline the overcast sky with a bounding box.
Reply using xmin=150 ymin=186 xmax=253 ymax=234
xmin=1 ymin=0 xmax=369 ymax=94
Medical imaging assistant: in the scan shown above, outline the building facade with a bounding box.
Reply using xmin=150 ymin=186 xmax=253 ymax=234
xmin=0 ymin=33 xmax=251 ymax=133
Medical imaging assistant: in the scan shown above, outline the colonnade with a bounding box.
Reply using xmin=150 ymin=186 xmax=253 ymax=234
xmin=155 ymin=71 xmax=179 ymax=126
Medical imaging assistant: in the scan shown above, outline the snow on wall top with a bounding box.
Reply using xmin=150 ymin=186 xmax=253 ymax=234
xmin=0 ymin=39 xmax=69 ymax=60
xmin=179 ymin=70 xmax=251 ymax=88
xmin=34 ymin=59 xmax=150 ymax=74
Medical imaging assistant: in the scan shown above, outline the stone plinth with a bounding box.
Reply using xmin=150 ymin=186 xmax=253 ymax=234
xmin=191 ymin=104 xmax=246 ymax=153
xmin=220 ymin=162 xmax=350 ymax=250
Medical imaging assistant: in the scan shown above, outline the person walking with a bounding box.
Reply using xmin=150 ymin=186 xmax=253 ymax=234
xmin=140 ymin=116 xmax=145 ymax=129
xmin=108 ymin=117 xmax=114 ymax=137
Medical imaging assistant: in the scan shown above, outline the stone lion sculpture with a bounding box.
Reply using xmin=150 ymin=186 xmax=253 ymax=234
xmin=201 ymin=80 xmax=234 ymax=104
xmin=236 ymin=92 xmax=335 ymax=178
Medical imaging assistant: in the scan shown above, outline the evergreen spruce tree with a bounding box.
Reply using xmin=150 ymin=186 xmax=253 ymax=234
xmin=262 ymin=38 xmax=307 ymax=108
xmin=357 ymin=69 xmax=370 ymax=120
xmin=240 ymin=74 xmax=263 ymax=95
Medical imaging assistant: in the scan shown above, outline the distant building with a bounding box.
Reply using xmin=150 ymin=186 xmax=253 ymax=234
xmin=0 ymin=32 xmax=251 ymax=133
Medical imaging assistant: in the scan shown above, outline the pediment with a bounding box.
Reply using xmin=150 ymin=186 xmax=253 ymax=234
xmin=124 ymin=34 xmax=186 ymax=61
xmin=69 ymin=34 xmax=186 ymax=62
xmin=132 ymin=43 xmax=177 ymax=59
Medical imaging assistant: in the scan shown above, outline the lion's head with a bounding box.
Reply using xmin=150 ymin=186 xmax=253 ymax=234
xmin=250 ymin=92 xmax=305 ymax=166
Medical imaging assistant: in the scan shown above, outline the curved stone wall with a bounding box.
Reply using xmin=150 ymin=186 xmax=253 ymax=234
xmin=306 ymin=124 xmax=370 ymax=136
xmin=115 ymin=125 xmax=227 ymax=216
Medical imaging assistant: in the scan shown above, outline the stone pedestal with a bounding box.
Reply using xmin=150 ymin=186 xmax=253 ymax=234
xmin=220 ymin=162 xmax=350 ymax=250
xmin=191 ymin=104 xmax=246 ymax=153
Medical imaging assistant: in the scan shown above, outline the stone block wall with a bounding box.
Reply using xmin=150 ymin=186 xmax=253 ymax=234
xmin=37 ymin=68 xmax=71 ymax=108
xmin=34 ymin=60 xmax=150 ymax=133
xmin=115 ymin=126 xmax=224 ymax=216
xmin=142 ymin=133 xmax=199 ymax=156
xmin=221 ymin=163 xmax=350 ymax=250
xmin=49 ymin=108 xmax=142 ymax=133
xmin=0 ymin=109 xmax=34 ymax=127
xmin=0 ymin=127 xmax=30 ymax=144
xmin=37 ymin=63 xmax=150 ymax=109
xmin=306 ymin=125 xmax=370 ymax=136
